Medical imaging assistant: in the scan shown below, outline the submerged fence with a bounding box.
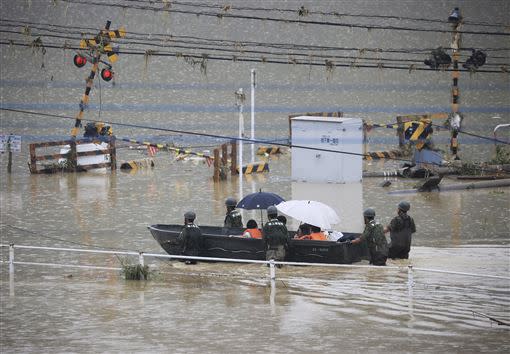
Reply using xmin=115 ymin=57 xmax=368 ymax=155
xmin=1 ymin=244 xmax=509 ymax=284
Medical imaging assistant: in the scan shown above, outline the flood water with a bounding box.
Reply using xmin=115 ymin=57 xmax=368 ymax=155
xmin=1 ymin=0 xmax=510 ymax=353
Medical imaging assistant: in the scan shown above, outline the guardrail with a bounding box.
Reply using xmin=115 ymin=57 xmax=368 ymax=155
xmin=2 ymin=244 xmax=509 ymax=284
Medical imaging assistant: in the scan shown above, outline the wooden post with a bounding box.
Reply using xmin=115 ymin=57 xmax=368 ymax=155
xmin=396 ymin=116 xmax=405 ymax=148
xmin=7 ymin=137 xmax=12 ymax=173
xmin=213 ymin=148 xmax=220 ymax=182
xmin=70 ymin=140 xmax=78 ymax=172
xmin=230 ymin=141 xmax=237 ymax=175
xmin=29 ymin=143 xmax=37 ymax=174
xmin=221 ymin=143 xmax=228 ymax=166
xmin=109 ymin=136 xmax=117 ymax=170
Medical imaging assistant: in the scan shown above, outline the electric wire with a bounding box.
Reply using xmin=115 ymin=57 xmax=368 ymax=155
xmin=121 ymin=0 xmax=510 ymax=29
xmin=1 ymin=108 xmax=508 ymax=167
xmin=58 ymin=0 xmax=510 ymax=37
xmin=2 ymin=28 xmax=508 ymax=67
xmin=1 ymin=40 xmax=507 ymax=73
xmin=2 ymin=18 xmax=510 ymax=54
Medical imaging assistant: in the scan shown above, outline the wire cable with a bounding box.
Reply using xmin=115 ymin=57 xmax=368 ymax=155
xmin=122 ymin=0 xmax=510 ymax=29
xmin=58 ymin=0 xmax=510 ymax=37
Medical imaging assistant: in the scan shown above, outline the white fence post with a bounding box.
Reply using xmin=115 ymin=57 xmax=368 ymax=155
xmin=138 ymin=252 xmax=144 ymax=267
xmin=407 ymin=265 xmax=414 ymax=289
xmin=9 ymin=243 xmax=14 ymax=275
xmin=269 ymin=260 xmax=276 ymax=280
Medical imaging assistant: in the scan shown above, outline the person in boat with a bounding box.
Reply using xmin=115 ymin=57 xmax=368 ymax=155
xmin=295 ymin=223 xmax=311 ymax=239
xmin=242 ymin=219 xmax=262 ymax=239
xmin=277 ymin=215 xmax=287 ymax=225
xmin=296 ymin=225 xmax=327 ymax=240
xmin=384 ymin=201 xmax=416 ymax=260
xmin=224 ymin=197 xmax=243 ymax=228
xmin=262 ymin=206 xmax=289 ymax=267
xmin=351 ymin=208 xmax=388 ymax=266
xmin=178 ymin=211 xmax=203 ymax=265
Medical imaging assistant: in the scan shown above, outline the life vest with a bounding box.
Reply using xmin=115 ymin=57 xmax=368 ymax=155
xmin=309 ymin=232 xmax=327 ymax=241
xmin=244 ymin=228 xmax=262 ymax=239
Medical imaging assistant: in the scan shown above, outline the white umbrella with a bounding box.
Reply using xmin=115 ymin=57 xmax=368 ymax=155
xmin=275 ymin=200 xmax=340 ymax=229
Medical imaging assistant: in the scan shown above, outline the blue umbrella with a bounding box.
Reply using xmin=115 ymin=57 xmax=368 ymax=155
xmin=237 ymin=190 xmax=285 ymax=210
xmin=237 ymin=190 xmax=285 ymax=225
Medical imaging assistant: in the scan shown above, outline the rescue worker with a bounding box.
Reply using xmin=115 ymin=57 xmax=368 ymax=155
xmin=262 ymin=206 xmax=289 ymax=267
xmin=178 ymin=211 xmax=203 ymax=265
xmin=351 ymin=208 xmax=388 ymax=266
xmin=277 ymin=215 xmax=287 ymax=225
xmin=224 ymin=197 xmax=243 ymax=228
xmin=242 ymin=219 xmax=262 ymax=239
xmin=384 ymin=201 xmax=416 ymax=259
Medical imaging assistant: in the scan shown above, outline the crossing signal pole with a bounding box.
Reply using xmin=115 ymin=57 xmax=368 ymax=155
xmin=71 ymin=20 xmax=125 ymax=138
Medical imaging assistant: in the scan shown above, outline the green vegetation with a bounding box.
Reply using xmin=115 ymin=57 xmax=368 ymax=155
xmin=457 ymin=162 xmax=485 ymax=176
xmin=121 ymin=260 xmax=150 ymax=280
xmin=490 ymin=146 xmax=510 ymax=165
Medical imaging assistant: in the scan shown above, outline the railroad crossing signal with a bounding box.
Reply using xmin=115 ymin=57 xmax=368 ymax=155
xmin=71 ymin=20 xmax=125 ymax=138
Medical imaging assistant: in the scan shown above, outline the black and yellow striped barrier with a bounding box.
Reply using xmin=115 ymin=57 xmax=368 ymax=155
xmin=120 ymin=158 xmax=154 ymax=170
xmin=257 ymin=146 xmax=281 ymax=155
xmin=364 ymin=150 xmax=403 ymax=161
xmin=236 ymin=161 xmax=269 ymax=174
xmin=120 ymin=138 xmax=215 ymax=161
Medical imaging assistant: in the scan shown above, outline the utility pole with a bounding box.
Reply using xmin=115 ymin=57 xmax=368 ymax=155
xmin=449 ymin=7 xmax=462 ymax=160
xmin=250 ymin=69 xmax=256 ymax=163
xmin=235 ymin=88 xmax=246 ymax=201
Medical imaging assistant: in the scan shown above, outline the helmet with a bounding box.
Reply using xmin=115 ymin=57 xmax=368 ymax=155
xmin=184 ymin=211 xmax=196 ymax=220
xmin=267 ymin=205 xmax=278 ymax=216
xmin=398 ymin=201 xmax=410 ymax=212
xmin=363 ymin=208 xmax=376 ymax=218
xmin=225 ymin=197 xmax=237 ymax=207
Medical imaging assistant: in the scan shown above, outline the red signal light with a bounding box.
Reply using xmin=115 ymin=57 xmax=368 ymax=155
xmin=101 ymin=68 xmax=114 ymax=81
xmin=73 ymin=54 xmax=87 ymax=68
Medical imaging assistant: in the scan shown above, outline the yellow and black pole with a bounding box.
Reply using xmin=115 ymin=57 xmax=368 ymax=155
xmin=70 ymin=21 xmax=125 ymax=138
xmin=449 ymin=8 xmax=462 ymax=160
xmin=71 ymin=21 xmax=111 ymax=138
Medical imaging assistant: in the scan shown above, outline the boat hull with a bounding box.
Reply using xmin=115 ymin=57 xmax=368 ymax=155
xmin=149 ymin=224 xmax=368 ymax=264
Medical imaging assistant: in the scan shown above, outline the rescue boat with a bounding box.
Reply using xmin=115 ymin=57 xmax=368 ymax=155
xmin=148 ymin=224 xmax=369 ymax=264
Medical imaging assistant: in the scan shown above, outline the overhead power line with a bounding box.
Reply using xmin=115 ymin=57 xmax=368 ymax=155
xmin=121 ymin=0 xmax=510 ymax=29
xmin=58 ymin=0 xmax=510 ymax=37
xmin=6 ymin=28 xmax=508 ymax=68
xmin=1 ymin=108 xmax=508 ymax=155
xmin=2 ymin=39 xmax=508 ymax=73
xmin=2 ymin=19 xmax=510 ymax=61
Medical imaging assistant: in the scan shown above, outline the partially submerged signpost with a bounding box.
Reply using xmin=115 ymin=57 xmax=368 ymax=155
xmin=0 ymin=134 xmax=21 ymax=173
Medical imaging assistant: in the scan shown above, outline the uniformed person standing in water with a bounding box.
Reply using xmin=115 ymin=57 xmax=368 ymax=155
xmin=384 ymin=201 xmax=416 ymax=259
xmin=351 ymin=208 xmax=388 ymax=266
xmin=262 ymin=206 xmax=289 ymax=267
xmin=224 ymin=197 xmax=243 ymax=228
xmin=178 ymin=211 xmax=203 ymax=265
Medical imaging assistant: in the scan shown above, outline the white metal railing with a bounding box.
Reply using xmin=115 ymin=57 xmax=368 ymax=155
xmin=1 ymin=243 xmax=509 ymax=282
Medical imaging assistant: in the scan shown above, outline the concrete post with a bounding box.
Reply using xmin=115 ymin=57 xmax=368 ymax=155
xmin=138 ymin=252 xmax=144 ymax=267
xmin=269 ymin=259 xmax=276 ymax=280
xmin=9 ymin=243 xmax=14 ymax=275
